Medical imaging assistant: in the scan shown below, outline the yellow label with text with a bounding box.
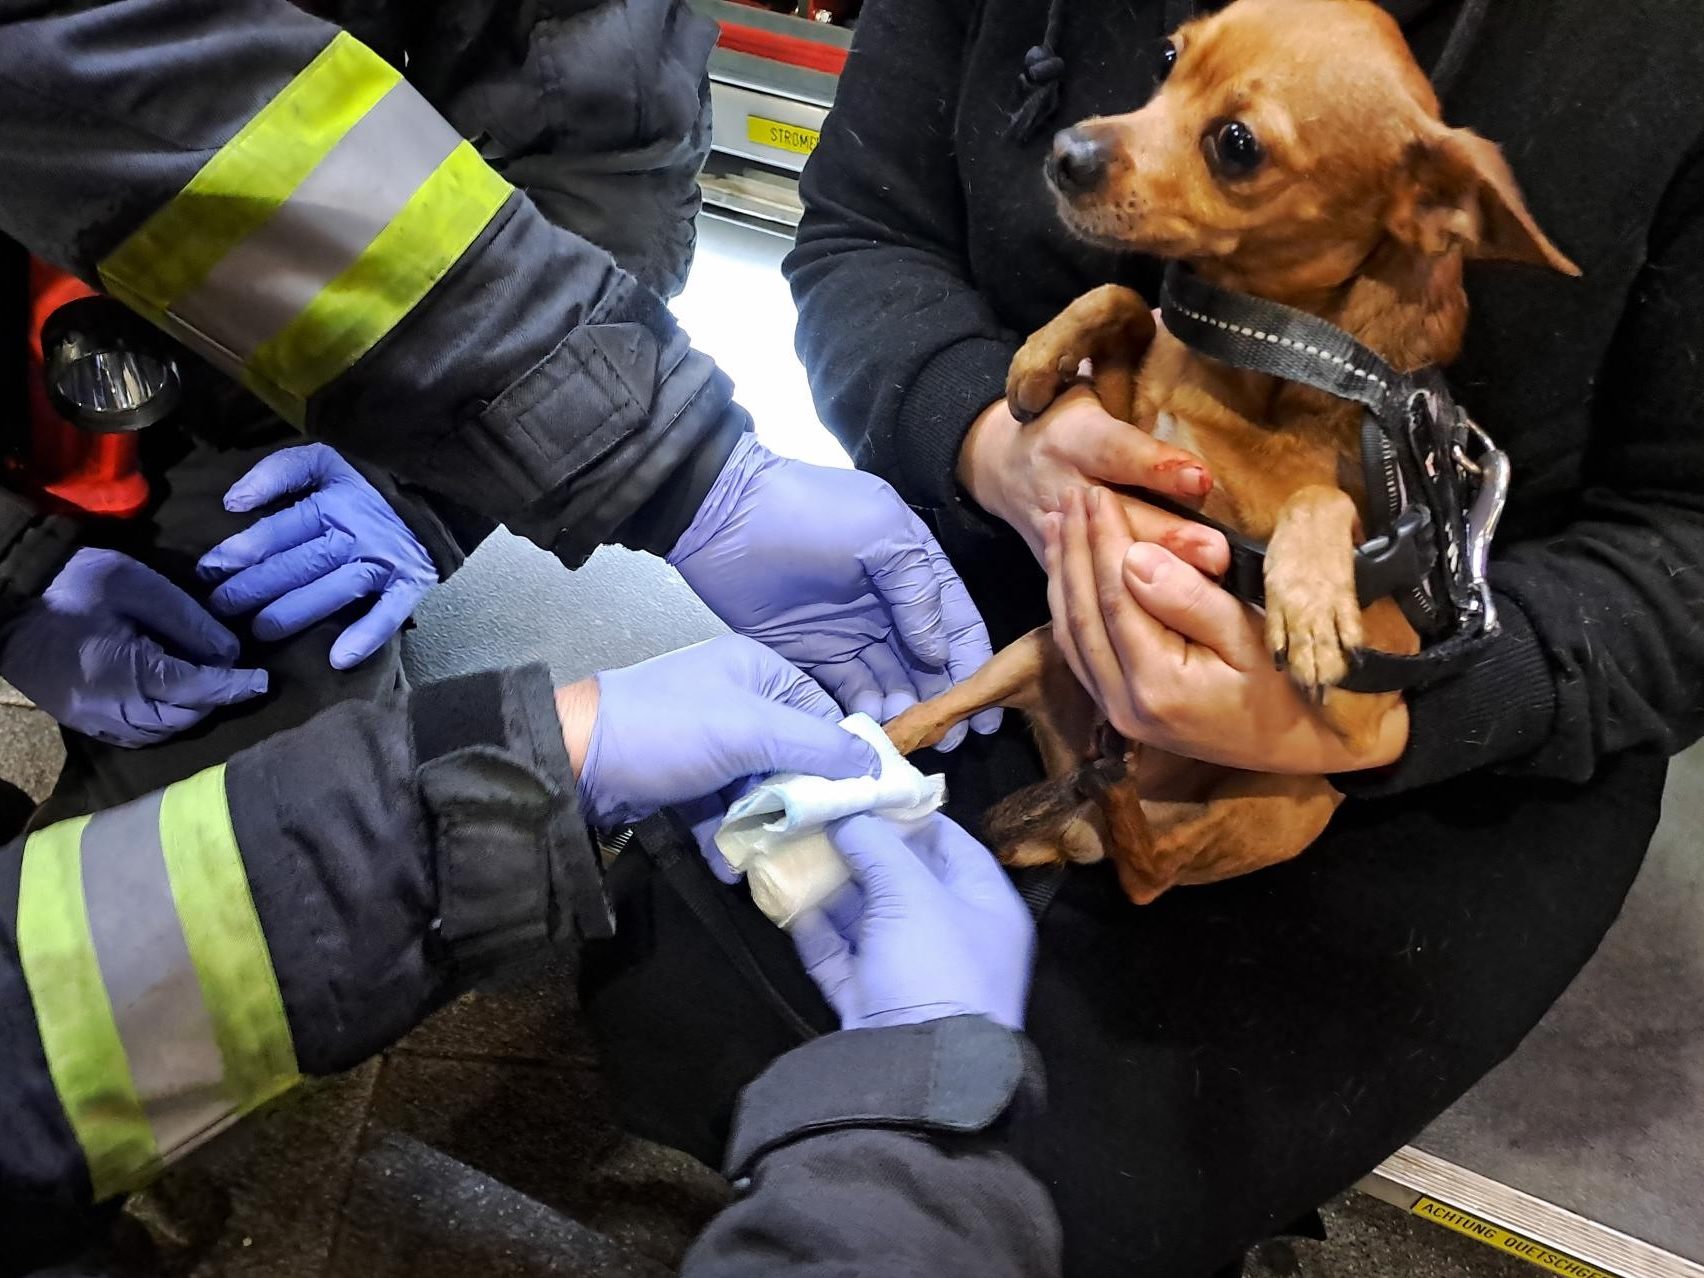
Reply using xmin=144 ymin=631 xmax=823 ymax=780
xmin=746 ymin=115 xmax=821 ymax=157
xmin=1412 ymin=1197 xmax=1618 ymax=1278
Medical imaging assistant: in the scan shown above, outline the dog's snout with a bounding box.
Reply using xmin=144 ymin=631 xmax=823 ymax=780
xmin=1047 ymin=129 xmax=1113 ymax=196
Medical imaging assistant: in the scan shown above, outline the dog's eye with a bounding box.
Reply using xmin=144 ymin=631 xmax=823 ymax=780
xmin=1207 ymin=119 xmax=1265 ymax=179
xmin=1158 ymin=39 xmax=1178 ymax=83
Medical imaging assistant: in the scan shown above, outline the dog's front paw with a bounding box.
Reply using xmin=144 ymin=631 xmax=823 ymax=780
xmin=1005 ymin=339 xmax=1078 ymax=423
xmin=1264 ymin=496 xmax=1363 ymax=692
xmin=1265 ymin=574 xmax=1362 ymax=691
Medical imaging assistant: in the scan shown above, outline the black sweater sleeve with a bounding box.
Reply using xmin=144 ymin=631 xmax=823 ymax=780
xmin=1347 ymin=144 xmax=1704 ymax=794
xmin=783 ymin=0 xmax=1022 ymax=508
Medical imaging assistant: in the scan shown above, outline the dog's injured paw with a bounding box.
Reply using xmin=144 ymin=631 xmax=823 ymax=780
xmin=985 ymin=775 xmax=1112 ymax=870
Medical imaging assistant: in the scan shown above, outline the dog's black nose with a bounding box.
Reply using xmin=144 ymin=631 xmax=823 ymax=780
xmin=1047 ymin=129 xmax=1112 ymax=195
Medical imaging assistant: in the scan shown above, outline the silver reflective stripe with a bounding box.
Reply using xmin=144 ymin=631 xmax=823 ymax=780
xmin=168 ymin=77 xmax=463 ymax=363
xmin=80 ymin=792 xmax=228 ymax=1157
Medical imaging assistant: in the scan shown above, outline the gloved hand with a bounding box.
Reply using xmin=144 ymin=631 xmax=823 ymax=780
xmin=668 ymin=435 xmax=1000 ymax=751
xmin=197 ymin=443 xmax=437 ymax=670
xmin=790 ymin=812 xmax=1035 ymax=1031
xmin=563 ymin=634 xmax=882 ymax=828
xmin=0 ymin=548 xmax=269 ymax=747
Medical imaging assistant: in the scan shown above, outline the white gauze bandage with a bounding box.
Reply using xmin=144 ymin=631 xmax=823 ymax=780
xmin=713 ymin=713 xmax=945 ymax=927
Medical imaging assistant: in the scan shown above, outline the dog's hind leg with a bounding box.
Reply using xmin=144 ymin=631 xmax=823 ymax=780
xmin=1150 ymin=771 xmax=1344 ymax=894
xmin=886 ymin=628 xmax=1117 ymax=874
xmin=884 ymin=628 xmax=1098 ymax=780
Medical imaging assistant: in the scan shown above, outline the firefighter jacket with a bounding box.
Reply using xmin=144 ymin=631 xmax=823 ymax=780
xmin=0 ymin=664 xmax=605 ymax=1270
xmin=0 ymin=0 xmax=746 ymax=608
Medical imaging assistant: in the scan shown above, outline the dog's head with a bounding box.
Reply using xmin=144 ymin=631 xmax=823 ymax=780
xmin=1046 ymin=0 xmax=1578 ymax=293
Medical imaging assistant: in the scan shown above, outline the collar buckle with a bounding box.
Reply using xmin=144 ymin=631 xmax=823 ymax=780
xmin=1455 ymin=416 xmax=1510 ymax=635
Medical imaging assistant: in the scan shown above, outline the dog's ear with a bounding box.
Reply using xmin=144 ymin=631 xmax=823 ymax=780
xmin=1386 ymin=125 xmax=1580 ymax=275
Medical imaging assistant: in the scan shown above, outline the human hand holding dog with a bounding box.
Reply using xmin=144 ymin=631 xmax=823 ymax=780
xmin=1044 ymin=488 xmax=1407 ymax=774
xmin=957 ymin=383 xmax=1230 ymax=574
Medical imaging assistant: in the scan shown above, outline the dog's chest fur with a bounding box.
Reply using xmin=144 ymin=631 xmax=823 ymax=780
xmin=1138 ymin=333 xmax=1370 ymax=542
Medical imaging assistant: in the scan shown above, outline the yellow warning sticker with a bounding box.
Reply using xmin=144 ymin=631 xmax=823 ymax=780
xmin=746 ymin=115 xmax=821 ymax=157
xmin=1411 ymin=1198 xmax=1618 ymax=1278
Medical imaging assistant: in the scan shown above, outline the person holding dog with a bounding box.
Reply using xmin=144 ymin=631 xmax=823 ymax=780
xmin=575 ymin=0 xmax=1704 ymax=1274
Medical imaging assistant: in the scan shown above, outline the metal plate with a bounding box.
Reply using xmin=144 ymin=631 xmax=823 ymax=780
xmin=1360 ymin=1148 xmax=1704 ymax=1278
xmin=709 ymin=79 xmax=828 ymax=173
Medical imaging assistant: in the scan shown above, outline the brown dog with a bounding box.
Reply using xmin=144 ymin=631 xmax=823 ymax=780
xmin=884 ymin=0 xmax=1577 ymax=903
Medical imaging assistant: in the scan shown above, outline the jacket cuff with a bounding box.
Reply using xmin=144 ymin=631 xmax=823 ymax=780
xmin=407 ymin=487 xmax=498 ymax=575
xmin=507 ymin=354 xmax=744 ymax=569
xmin=723 ymin=1015 xmax=1042 ymax=1180
xmin=1335 ymin=594 xmax=1557 ymax=798
xmin=616 ymin=407 xmax=749 ymax=557
xmin=412 ymin=664 xmax=612 ymax=961
xmin=347 ymin=460 xmax=468 ymax=581
xmin=893 ymin=337 xmax=1020 ymax=508
xmin=233 ymin=663 xmax=606 ymax=1075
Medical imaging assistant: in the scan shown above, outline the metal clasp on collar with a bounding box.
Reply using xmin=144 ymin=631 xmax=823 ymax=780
xmin=1453 ymin=417 xmax=1510 ymax=635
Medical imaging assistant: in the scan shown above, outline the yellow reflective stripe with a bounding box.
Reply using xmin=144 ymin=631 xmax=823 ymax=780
xmin=98 ymin=32 xmax=399 ymax=315
xmin=246 ymin=141 xmax=511 ymax=406
xmin=17 ymin=816 xmax=156 ymax=1199
xmin=158 ymin=767 xmax=299 ymax=1112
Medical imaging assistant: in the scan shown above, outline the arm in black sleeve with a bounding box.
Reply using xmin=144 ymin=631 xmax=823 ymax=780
xmin=1344 ymin=145 xmax=1704 ymax=794
xmin=0 ymin=0 xmax=741 ymax=568
xmin=682 ymin=1017 xmax=1062 ymax=1278
xmin=0 ymin=487 xmax=77 ymax=628
xmin=782 ymin=0 xmax=1021 ymax=508
xmin=235 ymin=662 xmax=611 ymax=1071
xmin=397 ymin=0 xmax=717 ymax=300
xmin=0 ymin=663 xmax=605 ymax=1268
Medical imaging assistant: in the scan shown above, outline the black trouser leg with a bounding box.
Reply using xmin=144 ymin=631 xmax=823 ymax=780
xmin=581 ymin=723 xmax=1661 ymax=1278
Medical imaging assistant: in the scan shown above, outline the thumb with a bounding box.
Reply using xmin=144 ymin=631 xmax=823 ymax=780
xmin=772 ymin=664 xmax=849 ymax=723
xmin=329 ymin=582 xmax=423 ymax=670
xmin=1123 ymin=542 xmax=1265 ymax=669
xmin=741 ymin=637 xmax=850 ymax=723
xmin=829 ymin=813 xmax=933 ymax=909
xmin=114 ymin=559 xmax=243 ymax=665
xmin=924 ymin=815 xmax=1031 ymax=918
xmin=1087 ymin=407 xmax=1214 ymax=502
xmin=732 ymin=702 xmax=880 ymax=782
xmin=224 ymin=443 xmax=342 ymax=513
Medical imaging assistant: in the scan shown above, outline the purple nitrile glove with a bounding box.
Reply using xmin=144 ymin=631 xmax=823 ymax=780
xmin=667 ymin=434 xmax=1001 ymax=751
xmin=197 ymin=443 xmax=437 ymax=670
xmin=0 ymin=548 xmax=269 ymax=747
xmin=576 ymin=634 xmax=881 ymax=828
xmin=788 ymin=812 xmax=1035 ymax=1031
